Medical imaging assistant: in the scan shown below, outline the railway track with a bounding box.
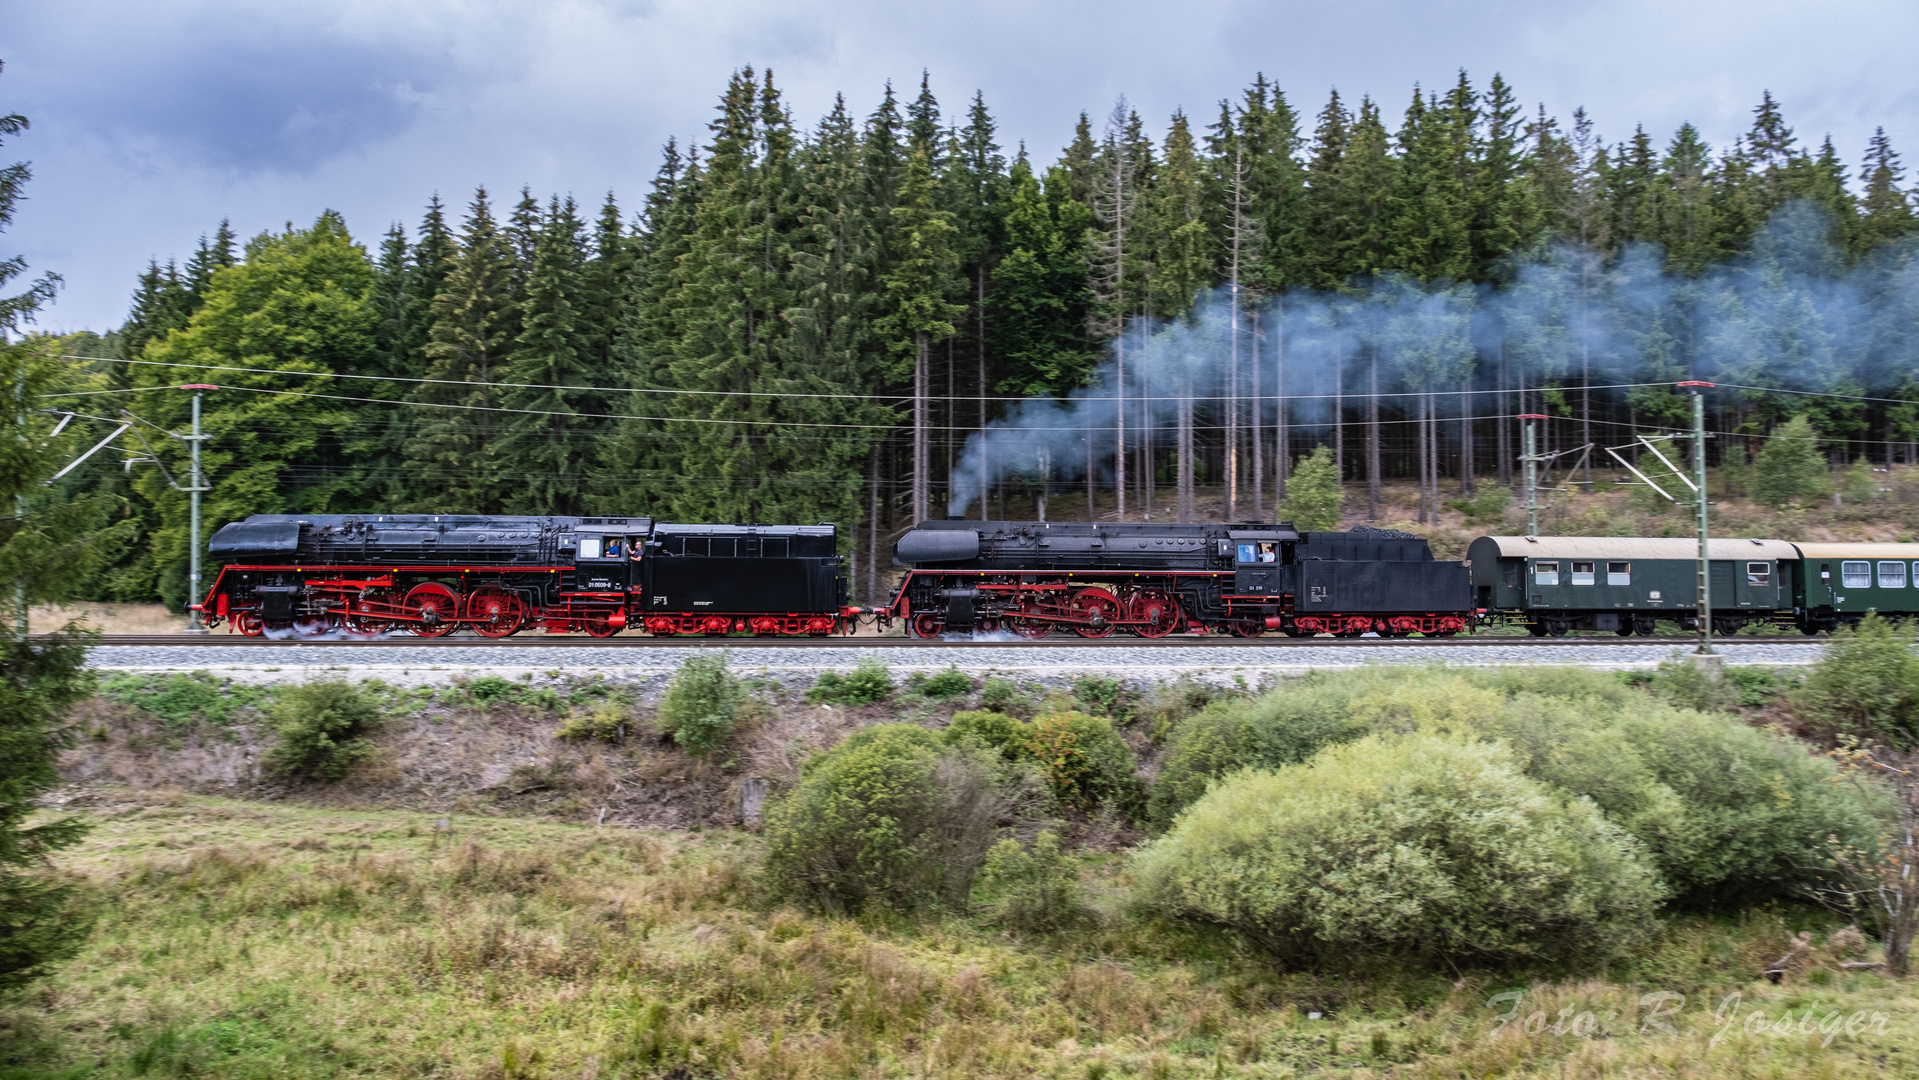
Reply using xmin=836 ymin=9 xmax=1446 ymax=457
xmin=86 ymin=633 xmax=1769 ymax=649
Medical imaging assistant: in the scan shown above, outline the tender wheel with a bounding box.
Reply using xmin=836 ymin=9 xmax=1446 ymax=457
xmin=464 ymin=588 xmax=525 ymax=638
xmin=1070 ymin=587 xmax=1122 ymax=639
xmin=582 ymin=610 xmax=620 ymax=638
xmin=909 ymin=612 xmax=945 ymax=639
xmin=234 ymin=610 xmax=265 ymax=637
xmin=1128 ymin=589 xmax=1179 ymax=638
xmin=405 ymin=583 xmax=459 ymax=637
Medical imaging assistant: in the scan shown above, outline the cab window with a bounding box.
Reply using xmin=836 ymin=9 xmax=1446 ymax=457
xmin=1607 ymin=561 xmax=1631 ymax=586
xmin=1237 ymin=544 xmax=1256 ymax=564
xmin=578 ymin=536 xmax=602 ymax=559
xmin=1570 ymin=561 xmax=1596 ymax=586
xmin=1842 ymin=561 xmax=1872 ymax=588
xmin=1747 ymin=562 xmax=1770 ymax=587
xmin=1879 ymin=561 xmax=1908 ymax=589
xmin=1534 ymin=561 xmax=1560 ymax=586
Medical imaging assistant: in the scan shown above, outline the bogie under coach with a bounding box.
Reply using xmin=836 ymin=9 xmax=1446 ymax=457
xmin=888 ymin=519 xmax=1472 ymax=638
xmin=199 ymin=514 xmax=855 ymax=637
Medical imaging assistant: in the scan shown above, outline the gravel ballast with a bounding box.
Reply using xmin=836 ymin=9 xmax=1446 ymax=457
xmin=87 ymin=640 xmax=1830 ymax=688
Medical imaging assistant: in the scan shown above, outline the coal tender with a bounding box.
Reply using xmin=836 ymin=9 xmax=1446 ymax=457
xmin=888 ymin=519 xmax=1472 ymax=638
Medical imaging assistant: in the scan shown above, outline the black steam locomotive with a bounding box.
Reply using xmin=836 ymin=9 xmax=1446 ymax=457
xmin=199 ymin=514 xmax=853 ymax=637
xmin=887 ymin=520 xmax=1472 ymax=638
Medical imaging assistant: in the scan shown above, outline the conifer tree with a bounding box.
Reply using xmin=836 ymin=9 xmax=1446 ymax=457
xmin=1087 ymin=101 xmax=1156 ymax=519
xmin=1751 ymin=414 xmax=1828 ymax=507
xmin=407 ymin=187 xmax=514 ymax=512
xmin=991 ymin=155 xmax=1093 ymax=397
xmin=1387 ymin=80 xmax=1472 ymax=283
xmin=1301 ymin=88 xmax=1352 ymax=290
xmin=949 ymin=92 xmax=1008 ymax=517
xmin=119 ymin=260 xmax=192 ymax=361
xmin=581 ymin=192 xmax=631 ymax=379
xmin=878 ymin=143 xmax=964 ymax=523
xmin=502 ymin=196 xmax=597 ymax=515
xmin=1859 ymin=128 xmax=1917 ymax=249
xmin=1646 ymin=124 xmax=1719 ymax=275
xmin=1152 ymin=110 xmax=1211 ymax=522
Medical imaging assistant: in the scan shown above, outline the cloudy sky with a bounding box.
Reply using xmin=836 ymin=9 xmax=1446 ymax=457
xmin=6 ymin=0 xmax=1917 ymax=332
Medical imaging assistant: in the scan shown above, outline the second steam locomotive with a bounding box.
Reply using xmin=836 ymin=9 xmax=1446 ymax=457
xmin=886 ymin=520 xmax=1470 ymax=638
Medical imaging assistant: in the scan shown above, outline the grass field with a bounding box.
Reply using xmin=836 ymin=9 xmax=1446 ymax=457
xmin=2 ymin=789 xmax=1914 ymax=1079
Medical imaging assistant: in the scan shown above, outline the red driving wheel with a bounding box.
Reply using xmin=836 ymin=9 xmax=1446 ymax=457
xmin=234 ymin=610 xmax=264 ymax=637
xmin=1128 ymin=589 xmax=1179 ymax=638
xmin=582 ymin=610 xmax=620 ymax=638
xmin=404 ymin=583 xmax=459 ymax=637
xmin=1071 ymin=587 xmax=1122 ymax=639
xmin=464 ymin=588 xmax=526 ymax=638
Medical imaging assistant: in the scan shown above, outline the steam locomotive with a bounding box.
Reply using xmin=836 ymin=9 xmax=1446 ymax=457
xmin=199 ymin=514 xmax=854 ymax=636
xmin=885 ymin=520 xmax=1473 ymax=638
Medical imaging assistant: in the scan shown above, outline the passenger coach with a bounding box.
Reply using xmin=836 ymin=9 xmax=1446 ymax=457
xmin=1467 ymin=536 xmax=1799 ymax=636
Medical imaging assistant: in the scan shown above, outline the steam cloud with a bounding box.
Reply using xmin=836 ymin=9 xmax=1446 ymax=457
xmin=947 ymin=202 xmax=1919 ymax=516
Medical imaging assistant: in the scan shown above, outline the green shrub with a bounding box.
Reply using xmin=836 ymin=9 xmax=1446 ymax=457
xmin=1072 ymin=675 xmax=1138 ymax=722
xmin=465 ymin=675 xmax=517 ymax=704
xmin=944 ymin=709 xmax=1029 ymax=757
xmin=263 ymin=680 xmax=382 ymax=782
xmin=1644 ymin=655 xmax=1738 ymax=713
xmin=980 ymin=677 xmax=1029 ymax=715
xmin=914 ymin=666 xmax=973 ymax=700
xmin=1022 ymin=711 xmax=1139 ymax=814
xmin=1751 ymin=415 xmax=1829 ymax=508
xmin=1146 ymin=672 xmax=1379 ymax=827
xmin=805 ymin=658 xmax=895 ymax=705
xmin=655 ymin=652 xmax=748 ymax=757
xmin=1134 ymin=734 xmax=1663 ymax=968
xmin=1280 ymin=445 xmax=1343 ymax=531
xmin=1794 ymin=614 xmax=1919 ymax=741
xmin=763 ymin=725 xmax=1007 ymax=913
xmin=980 ymin=829 xmax=1087 ymax=935
xmin=1445 ymin=485 xmax=1513 ymax=527
xmin=556 ymin=703 xmax=632 ymax=742
xmin=1145 ymin=666 xmax=1891 ymax=903
xmin=98 ymin=670 xmax=269 ymax=728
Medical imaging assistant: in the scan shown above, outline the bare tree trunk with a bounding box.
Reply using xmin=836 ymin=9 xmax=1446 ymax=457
xmin=1417 ymin=390 xmax=1430 ymax=524
xmin=1460 ymin=377 xmax=1475 ymax=497
xmin=1251 ymin=307 xmax=1263 ymax=522
xmin=945 ymin=335 xmax=954 ymax=512
xmin=1227 ymin=292 xmax=1240 ymax=521
xmin=1116 ymin=336 xmax=1127 ymax=522
xmin=1334 ymin=344 xmax=1345 ymax=477
xmin=1086 ymin=431 xmax=1095 ymax=521
xmin=1497 ymin=339 xmax=1512 ymax=488
xmin=1177 ymin=375 xmax=1195 ymax=522
xmin=912 ymin=332 xmax=929 ymax=523
xmin=977 ymin=266 xmax=988 ymax=521
xmin=1141 ymin=414 xmax=1154 ymax=518
xmin=1275 ymin=309 xmax=1288 ymax=513
xmin=867 ymin=442 xmax=880 ymax=605
xmin=1367 ymin=347 xmax=1381 ymax=521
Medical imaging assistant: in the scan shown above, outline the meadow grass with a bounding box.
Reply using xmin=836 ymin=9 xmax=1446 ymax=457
xmin=2 ymin=791 xmax=1916 ymax=1078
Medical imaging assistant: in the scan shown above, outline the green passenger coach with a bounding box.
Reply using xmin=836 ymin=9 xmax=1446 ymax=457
xmin=1787 ymin=543 xmax=1919 ymax=634
xmin=1467 ymin=536 xmax=1800 ymax=636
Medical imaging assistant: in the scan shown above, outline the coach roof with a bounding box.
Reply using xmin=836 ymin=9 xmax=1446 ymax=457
xmin=1468 ymin=536 xmax=1801 ymax=561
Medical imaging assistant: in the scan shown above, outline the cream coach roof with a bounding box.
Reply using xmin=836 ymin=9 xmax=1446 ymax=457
xmin=1793 ymin=542 xmax=1919 ymax=560
xmin=1470 ymin=536 xmax=1802 ymax=560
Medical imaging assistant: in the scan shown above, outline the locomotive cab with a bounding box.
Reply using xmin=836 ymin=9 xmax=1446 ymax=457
xmin=1228 ymin=528 xmax=1298 ymax=597
xmin=572 ymin=524 xmax=642 ymax=592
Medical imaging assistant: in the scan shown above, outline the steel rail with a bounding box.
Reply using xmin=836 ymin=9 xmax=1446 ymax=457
xmin=76 ymin=634 xmax=1800 ymax=649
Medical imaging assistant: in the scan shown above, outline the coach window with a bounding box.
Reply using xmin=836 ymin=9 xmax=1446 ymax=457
xmin=578 ymin=536 xmax=602 ymax=559
xmin=1607 ymin=561 xmax=1631 ymax=586
xmin=1534 ymin=561 xmax=1560 ymax=586
xmin=1879 ymin=561 xmax=1908 ymax=589
xmin=1571 ymin=561 xmax=1596 ymax=586
xmin=1842 ymin=561 xmax=1872 ymax=588
xmin=1747 ymin=562 xmax=1771 ymax=587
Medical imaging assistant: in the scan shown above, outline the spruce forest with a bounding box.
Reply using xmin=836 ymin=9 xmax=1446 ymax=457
xmin=44 ymin=68 xmax=1919 ymax=609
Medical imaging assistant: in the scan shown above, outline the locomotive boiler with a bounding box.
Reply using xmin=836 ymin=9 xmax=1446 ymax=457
xmin=198 ymin=514 xmax=853 ymax=637
xmin=887 ymin=519 xmax=1472 ymax=638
